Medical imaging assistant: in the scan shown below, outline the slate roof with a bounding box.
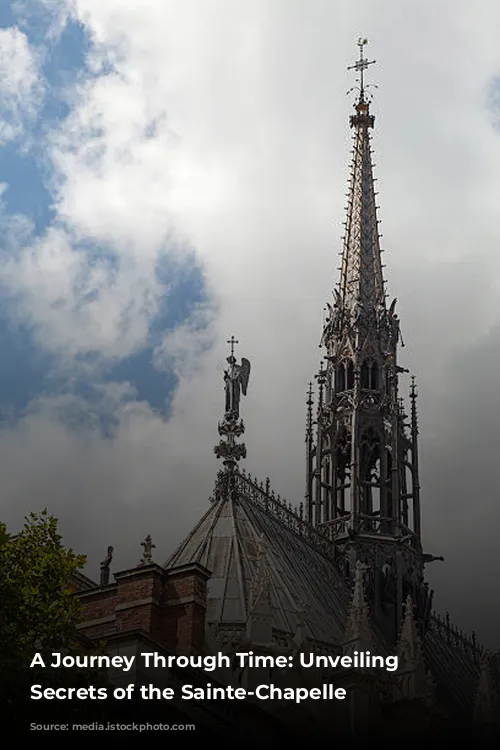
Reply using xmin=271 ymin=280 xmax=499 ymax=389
xmin=423 ymin=615 xmax=493 ymax=716
xmin=165 ymin=472 xmax=351 ymax=646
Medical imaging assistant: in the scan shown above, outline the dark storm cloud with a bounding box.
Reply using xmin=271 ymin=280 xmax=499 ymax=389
xmin=421 ymin=323 xmax=500 ymax=646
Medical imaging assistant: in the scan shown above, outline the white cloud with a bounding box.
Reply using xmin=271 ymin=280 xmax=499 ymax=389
xmin=1 ymin=1 xmax=500 ymax=645
xmin=0 ymin=26 xmax=44 ymax=145
xmin=153 ymin=302 xmax=217 ymax=381
xmin=0 ymin=224 xmax=162 ymax=362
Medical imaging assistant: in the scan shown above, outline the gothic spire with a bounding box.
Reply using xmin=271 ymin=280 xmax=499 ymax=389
xmin=410 ymin=377 xmax=422 ymax=539
xmin=307 ymin=41 xmax=425 ymax=647
xmin=305 ymin=382 xmax=314 ymax=441
xmin=339 ymin=38 xmax=384 ymax=319
xmin=397 ymin=596 xmax=423 ymax=665
xmin=343 ymin=560 xmax=373 ymax=655
xmin=474 ymin=651 xmax=497 ymax=724
xmin=396 ymin=596 xmax=434 ymax=702
xmin=305 ymin=382 xmax=314 ymax=524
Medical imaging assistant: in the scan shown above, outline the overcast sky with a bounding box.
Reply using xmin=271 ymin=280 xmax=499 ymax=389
xmin=0 ymin=1 xmax=499 ymax=647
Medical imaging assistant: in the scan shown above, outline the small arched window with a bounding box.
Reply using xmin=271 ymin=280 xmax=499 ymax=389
xmin=361 ymin=359 xmax=379 ymax=390
xmin=346 ymin=360 xmax=354 ymax=389
xmin=336 ymin=364 xmax=345 ymax=393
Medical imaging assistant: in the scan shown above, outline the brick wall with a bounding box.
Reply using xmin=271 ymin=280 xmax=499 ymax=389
xmin=75 ymin=561 xmax=210 ymax=654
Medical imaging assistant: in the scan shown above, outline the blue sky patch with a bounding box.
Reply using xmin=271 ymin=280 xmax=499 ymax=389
xmin=0 ymin=4 xmax=211 ymax=432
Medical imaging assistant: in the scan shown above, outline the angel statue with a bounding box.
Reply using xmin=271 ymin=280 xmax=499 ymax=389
xmin=224 ymin=355 xmax=251 ymax=419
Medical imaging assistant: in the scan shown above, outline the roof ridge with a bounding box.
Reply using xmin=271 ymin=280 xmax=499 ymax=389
xmin=228 ymin=469 xmax=339 ymax=563
xmin=163 ymin=498 xmax=226 ymax=568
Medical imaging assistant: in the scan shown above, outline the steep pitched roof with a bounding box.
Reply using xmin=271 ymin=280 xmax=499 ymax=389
xmin=424 ymin=616 xmax=484 ymax=715
xmin=165 ymin=471 xmax=351 ymax=646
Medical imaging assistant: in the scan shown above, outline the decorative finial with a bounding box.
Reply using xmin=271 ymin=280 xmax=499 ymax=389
xmin=139 ymin=534 xmax=155 ymax=565
xmin=410 ymin=375 xmax=418 ymax=400
xmin=354 ymin=559 xmax=369 ymax=584
xmin=306 ymin=382 xmax=314 ymax=438
xmin=404 ymin=594 xmax=414 ymax=618
xmin=315 ymin=365 xmax=327 ymax=411
xmin=100 ymin=545 xmax=114 ymax=586
xmin=347 ymin=37 xmax=376 ymax=104
xmin=316 ymin=361 xmax=327 ymax=383
xmin=410 ymin=378 xmax=419 ymax=438
xmin=214 ymin=338 xmax=251 ymax=469
xmin=343 ymin=560 xmax=372 ymax=653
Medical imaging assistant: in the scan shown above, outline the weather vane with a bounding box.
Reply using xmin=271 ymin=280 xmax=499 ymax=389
xmin=347 ymin=37 xmax=376 ymax=102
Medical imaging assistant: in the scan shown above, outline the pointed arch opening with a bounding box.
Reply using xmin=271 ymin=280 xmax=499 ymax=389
xmin=335 ymin=359 xmax=354 ymax=392
xmin=400 ymin=460 xmax=415 ymax=534
xmin=335 ymin=363 xmax=346 ymax=393
xmin=384 ymin=448 xmax=394 ymax=534
xmin=361 ymin=359 xmax=380 ymax=390
xmin=360 ymin=427 xmax=381 ymax=531
xmin=346 ymin=360 xmax=354 ymax=389
xmin=334 ymin=427 xmax=351 ymax=517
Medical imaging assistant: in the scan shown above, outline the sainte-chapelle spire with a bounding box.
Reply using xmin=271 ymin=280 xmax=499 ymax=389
xmin=305 ymin=38 xmax=441 ymax=643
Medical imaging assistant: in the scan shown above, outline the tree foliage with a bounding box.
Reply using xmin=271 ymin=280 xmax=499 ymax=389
xmin=0 ymin=511 xmax=195 ymax=732
xmin=0 ymin=510 xmax=108 ymax=728
xmin=0 ymin=511 xmax=85 ymax=668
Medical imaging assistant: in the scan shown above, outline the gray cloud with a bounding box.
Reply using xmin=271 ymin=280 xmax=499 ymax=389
xmin=419 ymin=322 xmax=500 ymax=647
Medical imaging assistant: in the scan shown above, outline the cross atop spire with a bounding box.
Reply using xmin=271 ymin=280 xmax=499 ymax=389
xmin=347 ymin=37 xmax=376 ymax=104
xmin=227 ymin=335 xmax=239 ymax=358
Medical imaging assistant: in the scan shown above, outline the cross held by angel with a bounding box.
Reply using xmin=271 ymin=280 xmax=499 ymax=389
xmin=224 ymin=337 xmax=251 ymax=420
